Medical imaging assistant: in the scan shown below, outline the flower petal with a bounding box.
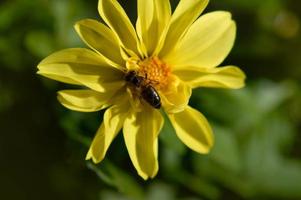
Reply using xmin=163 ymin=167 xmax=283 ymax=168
xmin=136 ymin=0 xmax=171 ymax=55
xmin=37 ymin=48 xmax=125 ymax=92
xmin=98 ymin=0 xmax=140 ymax=56
xmin=164 ymin=11 xmax=236 ymax=68
xmin=173 ymin=66 xmax=246 ymax=89
xmin=57 ymin=89 xmax=116 ymax=112
xmin=86 ymin=101 xmax=130 ymax=163
xmin=168 ymin=106 xmax=213 ymax=154
xmin=123 ymin=106 xmax=164 ymax=180
xmin=74 ymin=19 xmax=124 ymax=67
xmin=161 ymin=76 xmax=192 ymax=114
xmin=158 ymin=0 xmax=209 ymax=56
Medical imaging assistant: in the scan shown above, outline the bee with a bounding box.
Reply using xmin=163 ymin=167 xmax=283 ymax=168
xmin=125 ymin=70 xmax=161 ymax=109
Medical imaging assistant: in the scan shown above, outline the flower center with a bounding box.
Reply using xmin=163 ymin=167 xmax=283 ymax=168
xmin=126 ymin=56 xmax=171 ymax=91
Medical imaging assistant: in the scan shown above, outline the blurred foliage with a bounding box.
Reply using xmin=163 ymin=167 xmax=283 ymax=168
xmin=0 ymin=0 xmax=301 ymax=200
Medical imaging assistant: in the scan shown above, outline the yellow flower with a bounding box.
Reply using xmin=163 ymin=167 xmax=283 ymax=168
xmin=37 ymin=0 xmax=245 ymax=179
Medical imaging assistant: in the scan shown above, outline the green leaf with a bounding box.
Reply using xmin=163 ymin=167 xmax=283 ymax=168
xmin=146 ymin=182 xmax=176 ymax=200
xmin=209 ymin=124 xmax=242 ymax=173
xmin=87 ymin=161 xmax=144 ymax=200
xmin=159 ymin=114 xmax=186 ymax=155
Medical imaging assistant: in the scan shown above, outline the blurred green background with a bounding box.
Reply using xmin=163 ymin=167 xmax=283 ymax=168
xmin=0 ymin=0 xmax=300 ymax=199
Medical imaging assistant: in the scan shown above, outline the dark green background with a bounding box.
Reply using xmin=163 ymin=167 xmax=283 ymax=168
xmin=0 ymin=0 xmax=301 ymax=199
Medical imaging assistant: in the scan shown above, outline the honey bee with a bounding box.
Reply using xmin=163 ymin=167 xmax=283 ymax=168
xmin=125 ymin=70 xmax=161 ymax=109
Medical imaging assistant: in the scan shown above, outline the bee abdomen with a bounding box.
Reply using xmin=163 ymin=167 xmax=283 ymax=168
xmin=141 ymin=86 xmax=161 ymax=109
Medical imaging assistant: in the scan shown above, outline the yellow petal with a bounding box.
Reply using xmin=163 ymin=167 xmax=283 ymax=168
xmin=98 ymin=0 xmax=140 ymax=56
xmin=168 ymin=106 xmax=213 ymax=154
xmin=136 ymin=0 xmax=171 ymax=55
xmin=158 ymin=0 xmax=209 ymax=56
xmin=86 ymin=101 xmax=130 ymax=163
xmin=165 ymin=11 xmax=236 ymax=68
xmin=57 ymin=89 xmax=116 ymax=112
xmin=173 ymin=66 xmax=246 ymax=89
xmin=161 ymin=76 xmax=192 ymax=114
xmin=123 ymin=106 xmax=164 ymax=180
xmin=74 ymin=19 xmax=124 ymax=67
xmin=37 ymin=48 xmax=125 ymax=92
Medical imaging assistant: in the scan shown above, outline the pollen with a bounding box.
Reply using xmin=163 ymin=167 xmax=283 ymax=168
xmin=137 ymin=57 xmax=171 ymax=90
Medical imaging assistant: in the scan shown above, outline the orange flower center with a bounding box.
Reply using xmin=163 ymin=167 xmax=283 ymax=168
xmin=126 ymin=56 xmax=171 ymax=91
